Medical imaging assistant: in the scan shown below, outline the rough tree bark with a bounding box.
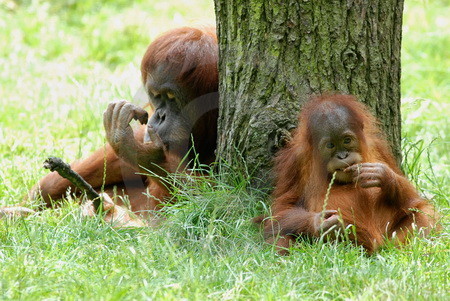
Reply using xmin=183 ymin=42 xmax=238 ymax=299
xmin=214 ymin=0 xmax=404 ymax=186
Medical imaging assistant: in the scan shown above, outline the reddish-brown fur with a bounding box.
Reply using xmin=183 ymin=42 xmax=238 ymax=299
xmin=263 ymin=95 xmax=438 ymax=254
xmin=30 ymin=26 xmax=218 ymax=217
xmin=141 ymin=26 xmax=218 ymax=97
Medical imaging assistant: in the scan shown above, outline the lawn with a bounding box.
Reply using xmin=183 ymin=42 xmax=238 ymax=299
xmin=0 ymin=0 xmax=449 ymax=300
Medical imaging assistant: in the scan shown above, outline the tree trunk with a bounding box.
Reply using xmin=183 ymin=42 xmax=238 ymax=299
xmin=214 ymin=0 xmax=404 ymax=187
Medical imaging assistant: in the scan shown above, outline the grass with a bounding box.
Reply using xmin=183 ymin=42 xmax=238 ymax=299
xmin=0 ymin=0 xmax=449 ymax=300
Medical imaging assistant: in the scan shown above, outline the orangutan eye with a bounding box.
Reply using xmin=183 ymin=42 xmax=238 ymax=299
xmin=166 ymin=92 xmax=176 ymax=100
xmin=149 ymin=89 xmax=160 ymax=99
xmin=326 ymin=142 xmax=335 ymax=149
xmin=343 ymin=137 xmax=352 ymax=144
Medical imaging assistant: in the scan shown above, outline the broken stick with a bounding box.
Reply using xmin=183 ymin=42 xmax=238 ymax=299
xmin=43 ymin=157 xmax=102 ymax=211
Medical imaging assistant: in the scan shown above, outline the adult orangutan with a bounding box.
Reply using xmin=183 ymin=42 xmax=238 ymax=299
xmin=26 ymin=26 xmax=219 ymax=224
xmin=262 ymin=95 xmax=438 ymax=254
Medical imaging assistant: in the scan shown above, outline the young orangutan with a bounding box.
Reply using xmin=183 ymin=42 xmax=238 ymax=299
xmin=262 ymin=95 xmax=438 ymax=254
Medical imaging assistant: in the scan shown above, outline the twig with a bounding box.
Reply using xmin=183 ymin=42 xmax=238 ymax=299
xmin=43 ymin=157 xmax=102 ymax=211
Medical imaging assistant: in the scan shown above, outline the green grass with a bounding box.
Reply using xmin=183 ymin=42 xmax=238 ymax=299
xmin=0 ymin=0 xmax=449 ymax=300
